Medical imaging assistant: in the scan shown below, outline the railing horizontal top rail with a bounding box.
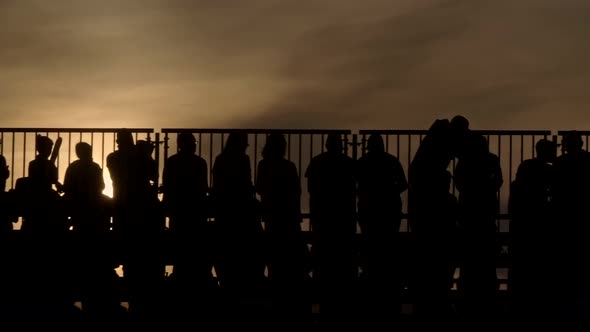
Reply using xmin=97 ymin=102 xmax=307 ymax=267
xmin=0 ymin=128 xmax=154 ymax=133
xmin=557 ymin=130 xmax=590 ymax=135
xmin=473 ymin=130 xmax=551 ymax=135
xmin=161 ymin=128 xmax=352 ymax=134
xmin=0 ymin=128 xmax=556 ymax=135
xmin=360 ymin=129 xmax=552 ymax=136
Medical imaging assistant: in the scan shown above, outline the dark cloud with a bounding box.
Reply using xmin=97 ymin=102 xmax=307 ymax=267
xmin=237 ymin=0 xmax=590 ymax=130
xmin=0 ymin=0 xmax=589 ymax=129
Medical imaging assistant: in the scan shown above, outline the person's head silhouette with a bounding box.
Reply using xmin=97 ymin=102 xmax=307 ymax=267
xmin=177 ymin=133 xmax=197 ymax=154
xmin=75 ymin=142 xmax=93 ymax=161
xmin=326 ymin=133 xmax=343 ymax=153
xmin=561 ymin=131 xmax=584 ymax=154
xmin=224 ymin=133 xmax=249 ymax=154
xmin=262 ymin=133 xmax=287 ymax=159
xmin=367 ymin=134 xmax=385 ymax=154
xmin=466 ymin=133 xmax=489 ymax=157
xmin=35 ymin=135 xmax=53 ymax=159
xmin=535 ymin=139 xmax=557 ymax=162
xmin=116 ymin=129 xmax=134 ymax=150
xmin=137 ymin=140 xmax=155 ymax=157
xmin=451 ymin=115 xmax=470 ymax=134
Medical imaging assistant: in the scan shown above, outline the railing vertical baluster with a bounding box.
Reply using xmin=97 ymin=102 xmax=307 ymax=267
xmin=101 ymin=133 xmax=105 ymax=169
xmin=360 ymin=134 xmax=366 ymax=157
xmin=56 ymin=131 xmax=60 ymax=175
xmin=509 ymin=135 xmax=513 ymax=190
xmin=310 ymin=135 xmax=314 ymax=164
xmin=287 ymin=134 xmax=291 ymax=161
xmin=497 ymin=135 xmax=501 ymax=161
xmin=254 ymin=134 xmax=258 ymax=181
xmin=209 ymin=133 xmax=214 ymax=186
xmin=407 ymin=135 xmax=412 ymax=173
xmin=198 ymin=133 xmax=202 ymax=156
xmin=520 ymin=134 xmax=524 ymax=163
xmin=11 ymin=132 xmax=15 ymax=188
xmin=344 ymin=134 xmax=349 ymax=156
xmin=163 ymin=132 xmax=170 ymax=162
xmin=353 ymin=134 xmax=358 ymax=160
xmin=407 ymin=135 xmax=412 ymax=232
xmin=298 ymin=134 xmax=303 ymax=182
xmin=23 ymin=133 xmax=27 ymax=177
xmin=155 ymin=133 xmax=160 ymax=188
xmin=68 ymin=133 xmax=72 ymax=165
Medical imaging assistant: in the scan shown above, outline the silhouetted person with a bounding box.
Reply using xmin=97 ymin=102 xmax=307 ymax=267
xmin=136 ymin=139 xmax=166 ymax=280
xmin=63 ymin=142 xmax=121 ymax=324
xmin=107 ymin=130 xmax=164 ymax=325
xmin=508 ymin=138 xmax=556 ymax=326
xmin=450 ymin=115 xmax=471 ymax=159
xmin=408 ymin=119 xmax=456 ymax=322
xmin=21 ymin=135 xmax=67 ymax=233
xmin=454 ymin=133 xmax=502 ymax=326
xmin=107 ymin=131 xmax=154 ymax=209
xmin=256 ymin=133 xmax=309 ymax=329
xmin=409 ymin=119 xmax=454 ymax=189
xmin=136 ymin=140 xmax=159 ymax=198
xmin=412 ymin=170 xmax=458 ymax=327
xmin=16 ymin=135 xmax=73 ymax=325
xmin=0 ymin=154 xmax=16 ymax=315
xmin=0 ymin=154 xmax=7 ymax=193
xmin=163 ymin=133 xmax=211 ymax=285
xmin=357 ymin=133 xmax=407 ymax=327
xmin=63 ymin=142 xmax=106 ymax=230
xmin=27 ymin=135 xmax=63 ymax=193
xmin=552 ymin=131 xmax=590 ymax=327
xmin=0 ymin=154 xmax=12 ymax=234
xmin=211 ymin=132 xmax=265 ymax=327
xmin=305 ymin=133 xmax=357 ymax=328
xmin=161 ymin=132 xmax=218 ymax=328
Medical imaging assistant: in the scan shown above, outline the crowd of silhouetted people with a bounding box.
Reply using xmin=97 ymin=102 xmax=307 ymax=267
xmin=0 ymin=116 xmax=589 ymax=331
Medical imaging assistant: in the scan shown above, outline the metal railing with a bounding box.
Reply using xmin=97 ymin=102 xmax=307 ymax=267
xmin=359 ymin=129 xmax=552 ymax=232
xmin=160 ymin=129 xmax=353 ymax=217
xmin=0 ymin=127 xmax=574 ymax=296
xmin=0 ymin=128 xmax=155 ymax=214
xmin=0 ymin=128 xmax=555 ymax=231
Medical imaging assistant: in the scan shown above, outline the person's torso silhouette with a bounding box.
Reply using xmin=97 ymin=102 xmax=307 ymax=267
xmin=551 ymin=132 xmax=590 ymax=304
xmin=256 ymin=133 xmax=309 ymax=329
xmin=162 ymin=133 xmax=213 ymax=290
xmin=304 ymin=133 xmax=357 ymax=328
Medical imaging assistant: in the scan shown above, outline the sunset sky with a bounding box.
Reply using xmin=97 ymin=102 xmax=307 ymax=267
xmin=1 ymin=0 xmax=589 ymax=130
